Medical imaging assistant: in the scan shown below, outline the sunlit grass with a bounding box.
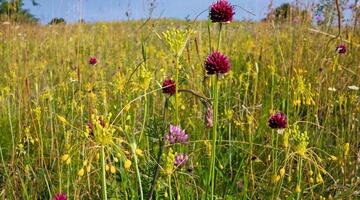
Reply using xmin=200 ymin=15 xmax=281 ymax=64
xmin=0 ymin=19 xmax=359 ymax=199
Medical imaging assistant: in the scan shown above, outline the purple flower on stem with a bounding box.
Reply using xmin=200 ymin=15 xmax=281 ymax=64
xmin=174 ymin=153 xmax=189 ymax=167
xmin=162 ymin=79 xmax=176 ymax=95
xmin=268 ymin=112 xmax=287 ymax=132
xmin=205 ymin=51 xmax=231 ymax=75
xmin=52 ymin=193 xmax=68 ymax=200
xmin=89 ymin=56 xmax=97 ymax=65
xmin=164 ymin=124 xmax=188 ymax=144
xmin=315 ymin=15 xmax=322 ymax=22
xmin=336 ymin=44 xmax=346 ymax=54
xmin=293 ymin=17 xmax=299 ymax=23
xmin=209 ymin=0 xmax=235 ymax=23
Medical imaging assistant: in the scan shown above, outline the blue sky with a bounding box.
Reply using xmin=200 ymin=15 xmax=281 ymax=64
xmin=23 ymin=0 xmax=293 ymax=24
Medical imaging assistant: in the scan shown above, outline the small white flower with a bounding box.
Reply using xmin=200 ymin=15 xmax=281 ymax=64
xmin=348 ymin=85 xmax=359 ymax=91
xmin=328 ymin=87 xmax=337 ymax=92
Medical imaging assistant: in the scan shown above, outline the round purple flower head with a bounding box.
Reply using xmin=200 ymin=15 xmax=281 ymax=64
xmin=315 ymin=15 xmax=322 ymax=22
xmin=209 ymin=0 xmax=235 ymax=23
xmin=268 ymin=112 xmax=287 ymax=130
xmin=205 ymin=51 xmax=231 ymax=75
xmin=336 ymin=44 xmax=346 ymax=54
xmin=162 ymin=79 xmax=176 ymax=95
xmin=52 ymin=193 xmax=68 ymax=200
xmin=174 ymin=153 xmax=189 ymax=167
xmin=293 ymin=17 xmax=299 ymax=23
xmin=89 ymin=56 xmax=97 ymax=65
xmin=164 ymin=124 xmax=188 ymax=144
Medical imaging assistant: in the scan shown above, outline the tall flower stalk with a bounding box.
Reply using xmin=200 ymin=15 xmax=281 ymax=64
xmin=210 ymin=74 xmax=219 ymax=199
xmin=206 ymin=9 xmax=232 ymax=195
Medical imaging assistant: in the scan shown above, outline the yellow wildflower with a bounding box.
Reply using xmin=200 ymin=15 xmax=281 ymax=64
xmin=124 ymin=159 xmax=132 ymax=170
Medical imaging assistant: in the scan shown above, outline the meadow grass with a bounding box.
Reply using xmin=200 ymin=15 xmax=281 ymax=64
xmin=0 ymin=19 xmax=359 ymax=199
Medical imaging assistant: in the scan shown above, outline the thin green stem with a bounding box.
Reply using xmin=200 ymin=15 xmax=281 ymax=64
xmin=133 ymin=143 xmax=144 ymax=200
xmin=296 ymin=157 xmax=303 ymax=200
xmin=168 ymin=175 xmax=172 ymax=200
xmin=101 ymin=145 xmax=108 ymax=200
xmin=175 ymin=56 xmax=179 ymax=125
xmin=210 ymin=75 xmax=219 ymax=199
xmin=217 ymin=23 xmax=223 ymax=51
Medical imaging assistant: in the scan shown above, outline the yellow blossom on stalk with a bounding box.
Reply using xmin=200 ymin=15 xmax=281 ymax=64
xmin=135 ymin=148 xmax=144 ymax=157
xmin=86 ymin=165 xmax=91 ymax=173
xmin=124 ymin=104 xmax=131 ymax=112
xmin=328 ymin=155 xmax=337 ymax=161
xmin=114 ymin=157 xmax=119 ymax=163
xmin=295 ymin=184 xmax=301 ymax=193
xmin=57 ymin=115 xmax=67 ymax=124
xmin=343 ymin=143 xmax=350 ymax=156
xmin=272 ymin=174 xmax=280 ymax=183
xmin=78 ymin=168 xmax=85 ymax=177
xmin=124 ymin=159 xmax=132 ymax=170
xmin=283 ymin=130 xmax=289 ymax=148
xmin=316 ymin=173 xmax=324 ymax=183
xmin=309 ymin=170 xmax=313 ymax=176
xmin=105 ymin=164 xmax=110 ymax=171
xmin=61 ymin=154 xmax=70 ymax=162
xmin=96 ymin=153 xmax=100 ymax=161
xmin=163 ymin=148 xmax=175 ymax=175
xmin=279 ymin=168 xmax=285 ymax=177
xmin=66 ymin=158 xmax=71 ymax=165
xmin=83 ymin=159 xmax=88 ymax=166
xmin=287 ymin=176 xmax=292 ymax=182
xmin=161 ymin=28 xmax=196 ymax=57
xmin=309 ymin=177 xmax=314 ymax=183
xmin=289 ymin=125 xmax=309 ymax=157
xmin=110 ymin=165 xmax=116 ymax=174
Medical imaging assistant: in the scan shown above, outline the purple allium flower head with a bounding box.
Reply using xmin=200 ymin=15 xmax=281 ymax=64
xmin=174 ymin=153 xmax=189 ymax=167
xmin=336 ymin=44 xmax=346 ymax=54
xmin=89 ymin=57 xmax=97 ymax=65
xmin=162 ymin=79 xmax=176 ymax=95
xmin=205 ymin=51 xmax=231 ymax=75
xmin=315 ymin=15 xmax=322 ymax=22
xmin=52 ymin=193 xmax=68 ymax=200
xmin=293 ymin=17 xmax=299 ymax=23
xmin=164 ymin=124 xmax=188 ymax=144
xmin=268 ymin=112 xmax=287 ymax=130
xmin=209 ymin=0 xmax=235 ymax=23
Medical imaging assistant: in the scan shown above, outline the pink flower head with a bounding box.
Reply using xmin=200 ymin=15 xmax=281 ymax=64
xmin=315 ymin=15 xmax=322 ymax=22
xmin=268 ymin=112 xmax=287 ymax=130
xmin=293 ymin=17 xmax=299 ymax=23
xmin=336 ymin=44 xmax=346 ymax=54
xmin=162 ymin=79 xmax=176 ymax=95
xmin=89 ymin=56 xmax=97 ymax=65
xmin=164 ymin=124 xmax=188 ymax=144
xmin=174 ymin=153 xmax=189 ymax=167
xmin=209 ymin=0 xmax=235 ymax=23
xmin=205 ymin=51 xmax=231 ymax=75
xmin=52 ymin=193 xmax=68 ymax=200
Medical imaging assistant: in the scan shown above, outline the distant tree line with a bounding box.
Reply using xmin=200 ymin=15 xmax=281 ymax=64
xmin=0 ymin=0 xmax=38 ymax=23
xmin=264 ymin=0 xmax=353 ymax=24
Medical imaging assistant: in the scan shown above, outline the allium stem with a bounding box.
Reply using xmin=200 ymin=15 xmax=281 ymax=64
xmin=296 ymin=157 xmax=303 ymax=200
xmin=217 ymin=23 xmax=223 ymax=51
xmin=210 ymin=75 xmax=219 ymax=199
xmin=175 ymin=56 xmax=179 ymax=125
xmin=133 ymin=143 xmax=144 ymax=200
xmin=101 ymin=145 xmax=108 ymax=200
